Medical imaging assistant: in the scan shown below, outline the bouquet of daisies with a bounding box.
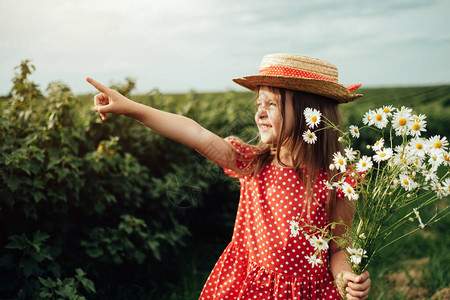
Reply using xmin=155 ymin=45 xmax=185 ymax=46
xmin=295 ymin=106 xmax=449 ymax=275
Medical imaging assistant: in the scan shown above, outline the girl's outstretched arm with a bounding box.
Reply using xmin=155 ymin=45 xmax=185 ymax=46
xmin=329 ymin=197 xmax=371 ymax=300
xmin=86 ymin=77 xmax=238 ymax=171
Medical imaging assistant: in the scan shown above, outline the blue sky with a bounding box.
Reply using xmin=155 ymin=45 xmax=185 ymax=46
xmin=0 ymin=0 xmax=449 ymax=95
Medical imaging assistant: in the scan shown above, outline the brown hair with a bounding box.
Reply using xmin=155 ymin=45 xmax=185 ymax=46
xmin=236 ymin=86 xmax=343 ymax=217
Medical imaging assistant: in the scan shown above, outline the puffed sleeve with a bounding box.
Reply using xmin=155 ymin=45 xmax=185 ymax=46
xmin=222 ymin=137 xmax=258 ymax=178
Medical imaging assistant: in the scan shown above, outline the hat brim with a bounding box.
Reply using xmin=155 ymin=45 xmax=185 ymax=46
xmin=233 ymin=75 xmax=362 ymax=103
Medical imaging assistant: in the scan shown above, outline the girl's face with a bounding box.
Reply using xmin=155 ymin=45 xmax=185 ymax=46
xmin=255 ymin=86 xmax=294 ymax=144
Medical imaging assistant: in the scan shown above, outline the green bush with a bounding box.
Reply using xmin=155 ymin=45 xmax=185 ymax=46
xmin=0 ymin=61 xmax=249 ymax=299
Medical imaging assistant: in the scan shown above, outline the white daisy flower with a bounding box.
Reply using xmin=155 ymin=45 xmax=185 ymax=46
xmin=347 ymin=247 xmax=367 ymax=266
xmin=427 ymin=135 xmax=448 ymax=155
xmin=309 ymin=235 xmax=329 ymax=251
xmin=441 ymin=178 xmax=450 ymax=198
xmin=302 ymin=130 xmax=318 ymax=144
xmin=373 ymin=147 xmax=393 ymax=163
xmin=431 ymin=181 xmax=446 ymax=199
xmin=428 ymin=152 xmax=444 ymax=170
xmin=306 ymin=255 xmax=323 ymax=267
xmin=341 ymin=182 xmax=357 ymax=200
xmin=372 ymin=138 xmax=385 ymax=152
xmin=422 ymin=169 xmax=438 ymax=183
xmin=392 ymin=107 xmax=413 ymax=136
xmin=410 ymin=114 xmax=427 ymax=137
xmin=349 ymin=125 xmax=360 ymax=138
xmin=399 ymin=174 xmax=419 ymax=191
xmin=332 ymin=152 xmax=347 ymax=172
xmin=346 ymin=247 xmax=358 ymax=256
xmin=325 ymin=180 xmax=334 ymax=190
xmin=356 ymin=155 xmax=373 ymax=173
xmin=362 ymin=110 xmax=375 ymax=126
xmin=408 ymin=138 xmax=427 ymax=157
xmin=344 ymin=147 xmax=358 ymax=161
xmin=288 ymin=220 xmax=300 ymax=237
xmin=381 ymin=105 xmax=395 ymax=116
xmin=443 ymin=152 xmax=450 ymax=166
xmin=303 ymin=107 xmax=322 ymax=129
xmin=394 ymin=145 xmax=405 ymax=155
xmin=372 ymin=108 xmax=389 ymax=129
xmin=332 ymin=179 xmax=346 ymax=190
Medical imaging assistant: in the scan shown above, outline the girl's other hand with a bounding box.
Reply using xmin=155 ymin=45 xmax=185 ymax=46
xmin=341 ymin=270 xmax=371 ymax=300
xmin=86 ymin=77 xmax=132 ymax=121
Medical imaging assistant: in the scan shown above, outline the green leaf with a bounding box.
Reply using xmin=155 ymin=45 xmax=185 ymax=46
xmin=33 ymin=177 xmax=45 ymax=189
xmin=32 ymin=231 xmax=50 ymax=253
xmin=79 ymin=276 xmax=96 ymax=294
xmin=147 ymin=240 xmax=161 ymax=261
xmin=6 ymin=234 xmax=29 ymax=250
xmin=75 ymin=268 xmax=86 ymax=277
xmin=55 ymin=284 xmax=77 ymax=298
xmin=104 ymin=193 xmax=116 ymax=204
xmin=34 ymin=192 xmax=46 ymax=203
xmin=39 ymin=291 xmax=54 ymax=298
xmin=19 ymin=258 xmax=38 ymax=278
xmin=134 ymin=250 xmax=146 ymax=264
xmin=38 ymin=276 xmax=57 ymax=288
xmin=85 ymin=248 xmax=103 ymax=258
xmin=5 ymin=176 xmax=22 ymax=192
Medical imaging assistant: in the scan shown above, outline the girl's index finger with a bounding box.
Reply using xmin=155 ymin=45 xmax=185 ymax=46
xmin=86 ymin=77 xmax=109 ymax=94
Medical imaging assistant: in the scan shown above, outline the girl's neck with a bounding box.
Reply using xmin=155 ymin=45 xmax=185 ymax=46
xmin=271 ymin=146 xmax=293 ymax=168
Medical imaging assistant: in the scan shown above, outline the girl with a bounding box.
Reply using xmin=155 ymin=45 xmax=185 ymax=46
xmin=87 ymin=53 xmax=371 ymax=299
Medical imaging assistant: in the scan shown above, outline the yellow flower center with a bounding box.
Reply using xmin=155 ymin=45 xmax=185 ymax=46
xmin=347 ymin=188 xmax=352 ymax=193
xmin=412 ymin=123 xmax=421 ymax=131
xmin=317 ymin=241 xmax=323 ymax=245
xmin=380 ymin=153 xmax=386 ymax=158
xmin=375 ymin=114 xmax=382 ymax=121
xmin=308 ymin=134 xmax=313 ymax=139
xmin=338 ymin=158 xmax=344 ymax=165
xmin=311 ymin=116 xmax=317 ymax=122
xmin=413 ymin=117 xmax=420 ymax=122
xmin=354 ymin=128 xmax=359 ymax=133
xmin=403 ymin=179 xmax=409 ymax=185
xmin=444 ymin=154 xmax=450 ymax=162
xmin=416 ymin=143 xmax=423 ymax=150
xmin=383 ymin=107 xmax=390 ymax=113
xmin=398 ymin=118 xmax=407 ymax=126
xmin=434 ymin=141 xmax=442 ymax=149
xmin=362 ymin=162 xmax=367 ymax=167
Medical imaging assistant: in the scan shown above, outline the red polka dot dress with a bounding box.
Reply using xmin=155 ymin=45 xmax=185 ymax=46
xmin=199 ymin=139 xmax=342 ymax=299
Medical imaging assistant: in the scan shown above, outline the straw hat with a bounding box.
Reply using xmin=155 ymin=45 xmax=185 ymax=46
xmin=233 ymin=53 xmax=363 ymax=103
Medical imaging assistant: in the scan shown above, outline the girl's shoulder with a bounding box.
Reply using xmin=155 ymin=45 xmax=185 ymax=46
xmin=223 ymin=136 xmax=259 ymax=178
xmin=224 ymin=136 xmax=259 ymax=156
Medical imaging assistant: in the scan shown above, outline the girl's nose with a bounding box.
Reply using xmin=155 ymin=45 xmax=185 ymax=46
xmin=256 ymin=107 xmax=268 ymax=118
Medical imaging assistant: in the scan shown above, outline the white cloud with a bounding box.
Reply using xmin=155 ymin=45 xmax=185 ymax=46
xmin=0 ymin=0 xmax=449 ymax=95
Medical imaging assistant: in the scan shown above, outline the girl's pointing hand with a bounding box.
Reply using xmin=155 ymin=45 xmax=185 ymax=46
xmin=86 ymin=77 xmax=132 ymax=121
